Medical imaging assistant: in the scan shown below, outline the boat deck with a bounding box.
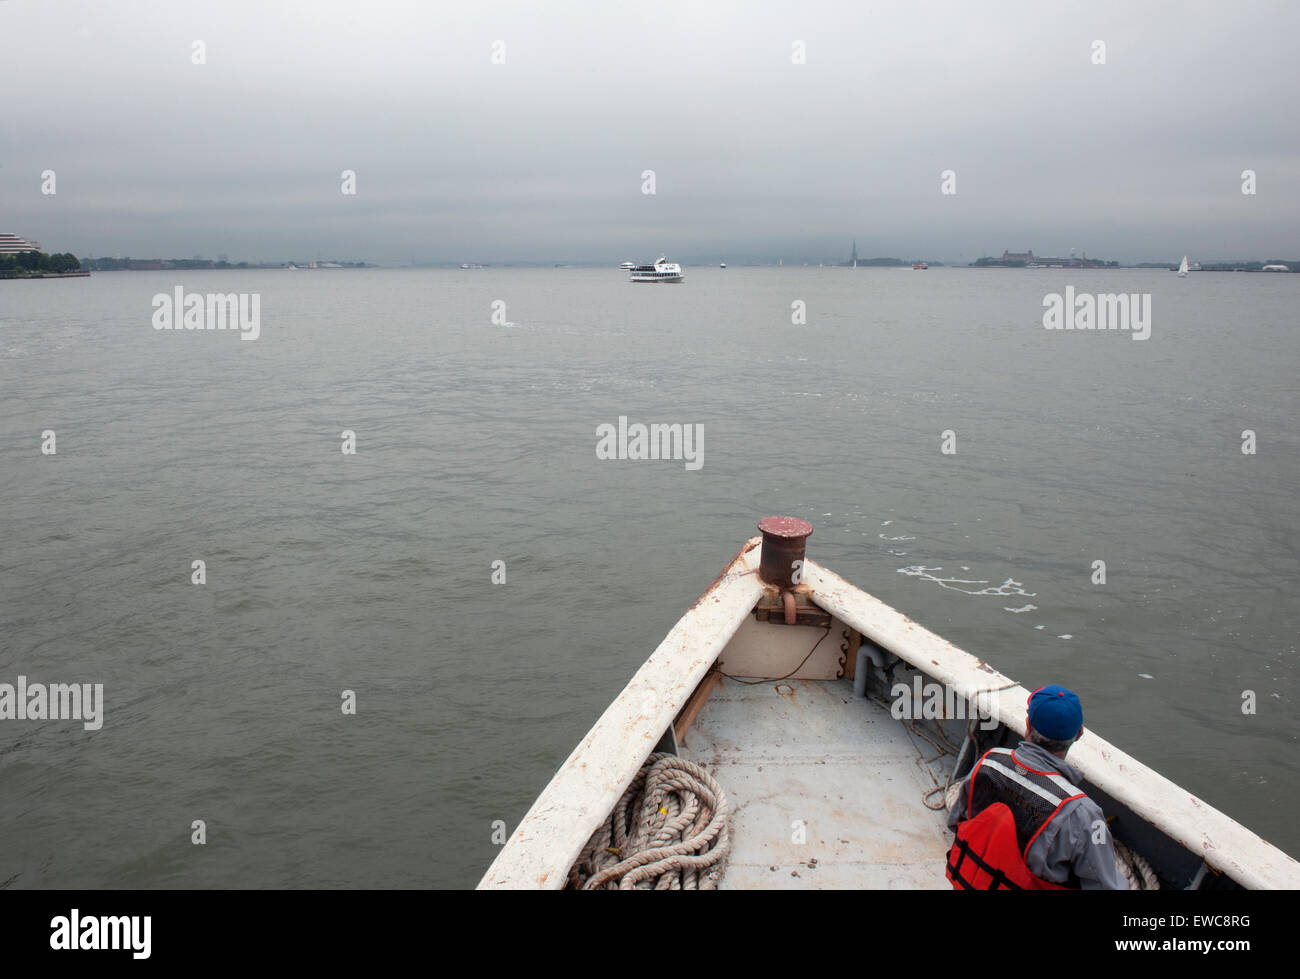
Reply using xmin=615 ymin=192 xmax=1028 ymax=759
xmin=679 ymin=676 xmax=953 ymax=889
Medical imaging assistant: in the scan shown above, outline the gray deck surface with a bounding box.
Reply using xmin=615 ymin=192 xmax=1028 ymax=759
xmin=679 ymin=677 xmax=954 ymax=889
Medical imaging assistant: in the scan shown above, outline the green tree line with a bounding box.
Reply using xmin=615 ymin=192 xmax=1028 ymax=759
xmin=0 ymin=251 xmax=82 ymax=273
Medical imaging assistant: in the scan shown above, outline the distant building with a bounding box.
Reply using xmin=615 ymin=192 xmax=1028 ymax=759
xmin=850 ymin=240 xmax=858 ymax=266
xmin=0 ymin=232 xmax=43 ymax=254
xmin=998 ymin=248 xmax=1106 ymax=268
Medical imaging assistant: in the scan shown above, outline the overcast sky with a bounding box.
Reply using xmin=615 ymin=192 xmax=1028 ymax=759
xmin=2 ymin=0 xmax=1297 ymax=264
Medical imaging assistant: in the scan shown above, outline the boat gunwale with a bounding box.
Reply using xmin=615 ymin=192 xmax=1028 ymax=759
xmin=802 ymin=559 xmax=1300 ymax=890
xmin=477 ymin=538 xmax=765 ymax=889
xmin=479 ymin=539 xmax=1300 ymax=890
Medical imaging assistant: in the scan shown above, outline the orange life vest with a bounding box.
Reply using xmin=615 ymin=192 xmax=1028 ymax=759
xmin=946 ymin=747 xmax=1085 ymax=891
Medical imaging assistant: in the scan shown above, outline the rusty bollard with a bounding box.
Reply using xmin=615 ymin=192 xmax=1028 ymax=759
xmin=758 ymin=517 xmax=813 ymax=625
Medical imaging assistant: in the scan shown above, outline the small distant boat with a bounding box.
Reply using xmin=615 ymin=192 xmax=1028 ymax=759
xmin=619 ymin=262 xmax=635 ymax=270
xmin=912 ymin=262 xmax=928 ymax=270
xmin=719 ymin=263 xmax=727 ymax=269
xmin=629 ymin=255 xmax=684 ymax=283
xmin=1177 ymin=256 xmax=1189 ymax=277
xmin=1262 ymin=264 xmax=1291 ymax=272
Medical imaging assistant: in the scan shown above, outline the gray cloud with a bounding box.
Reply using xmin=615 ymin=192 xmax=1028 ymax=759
xmin=2 ymin=0 xmax=1297 ymax=263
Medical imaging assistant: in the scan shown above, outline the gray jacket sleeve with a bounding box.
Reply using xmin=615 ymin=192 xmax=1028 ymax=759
xmin=1027 ymin=798 xmax=1129 ymax=890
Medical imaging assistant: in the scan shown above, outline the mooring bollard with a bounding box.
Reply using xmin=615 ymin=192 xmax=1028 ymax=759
xmin=757 ymin=516 xmax=813 ymax=590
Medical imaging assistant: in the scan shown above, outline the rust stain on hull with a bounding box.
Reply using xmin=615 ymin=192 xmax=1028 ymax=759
xmin=690 ymin=537 xmax=761 ymax=610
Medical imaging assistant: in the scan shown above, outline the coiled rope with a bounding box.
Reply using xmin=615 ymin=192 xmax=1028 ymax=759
xmin=1113 ymin=839 xmax=1160 ymax=890
xmin=569 ymin=753 xmax=730 ymax=890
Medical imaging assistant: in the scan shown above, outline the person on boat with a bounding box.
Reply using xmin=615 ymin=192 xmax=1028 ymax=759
xmin=945 ymin=685 xmax=1127 ymax=890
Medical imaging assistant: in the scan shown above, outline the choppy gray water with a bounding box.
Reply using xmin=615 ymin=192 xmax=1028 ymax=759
xmin=2 ymin=267 xmax=1297 ymax=888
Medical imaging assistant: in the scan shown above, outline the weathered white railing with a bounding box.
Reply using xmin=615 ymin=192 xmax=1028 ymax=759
xmin=804 ymin=559 xmax=1300 ymax=890
xmin=478 ymin=540 xmax=765 ymax=889
xmin=480 ymin=536 xmax=1300 ymax=890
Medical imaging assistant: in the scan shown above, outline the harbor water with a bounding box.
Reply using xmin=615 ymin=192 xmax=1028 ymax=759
xmin=2 ymin=266 xmax=1297 ymax=887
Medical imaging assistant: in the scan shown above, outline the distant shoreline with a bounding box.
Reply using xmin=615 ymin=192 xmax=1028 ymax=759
xmin=6 ymin=264 xmax=1295 ymax=278
xmin=62 ymin=263 xmax=1300 ymax=272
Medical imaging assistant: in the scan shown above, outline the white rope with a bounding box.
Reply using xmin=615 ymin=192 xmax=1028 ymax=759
xmin=569 ymin=753 xmax=730 ymax=890
xmin=1114 ymin=838 xmax=1161 ymax=890
xmin=944 ymin=781 xmax=964 ymax=813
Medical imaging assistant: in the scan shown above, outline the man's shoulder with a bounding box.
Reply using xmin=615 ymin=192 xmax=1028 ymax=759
xmin=1059 ymin=793 xmax=1104 ymax=823
xmin=1010 ymin=742 xmax=1083 ymax=781
xmin=1043 ymin=793 xmax=1111 ymax=854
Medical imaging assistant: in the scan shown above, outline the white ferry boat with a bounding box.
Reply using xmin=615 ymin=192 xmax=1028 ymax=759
xmin=629 ymin=255 xmax=684 ymax=283
xmin=480 ymin=517 xmax=1300 ymax=890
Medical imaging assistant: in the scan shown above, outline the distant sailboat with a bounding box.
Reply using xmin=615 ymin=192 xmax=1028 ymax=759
xmin=1177 ymin=256 xmax=1189 ymax=277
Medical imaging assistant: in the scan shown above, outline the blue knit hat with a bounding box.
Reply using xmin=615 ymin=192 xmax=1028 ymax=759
xmin=1027 ymin=685 xmax=1083 ymax=740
